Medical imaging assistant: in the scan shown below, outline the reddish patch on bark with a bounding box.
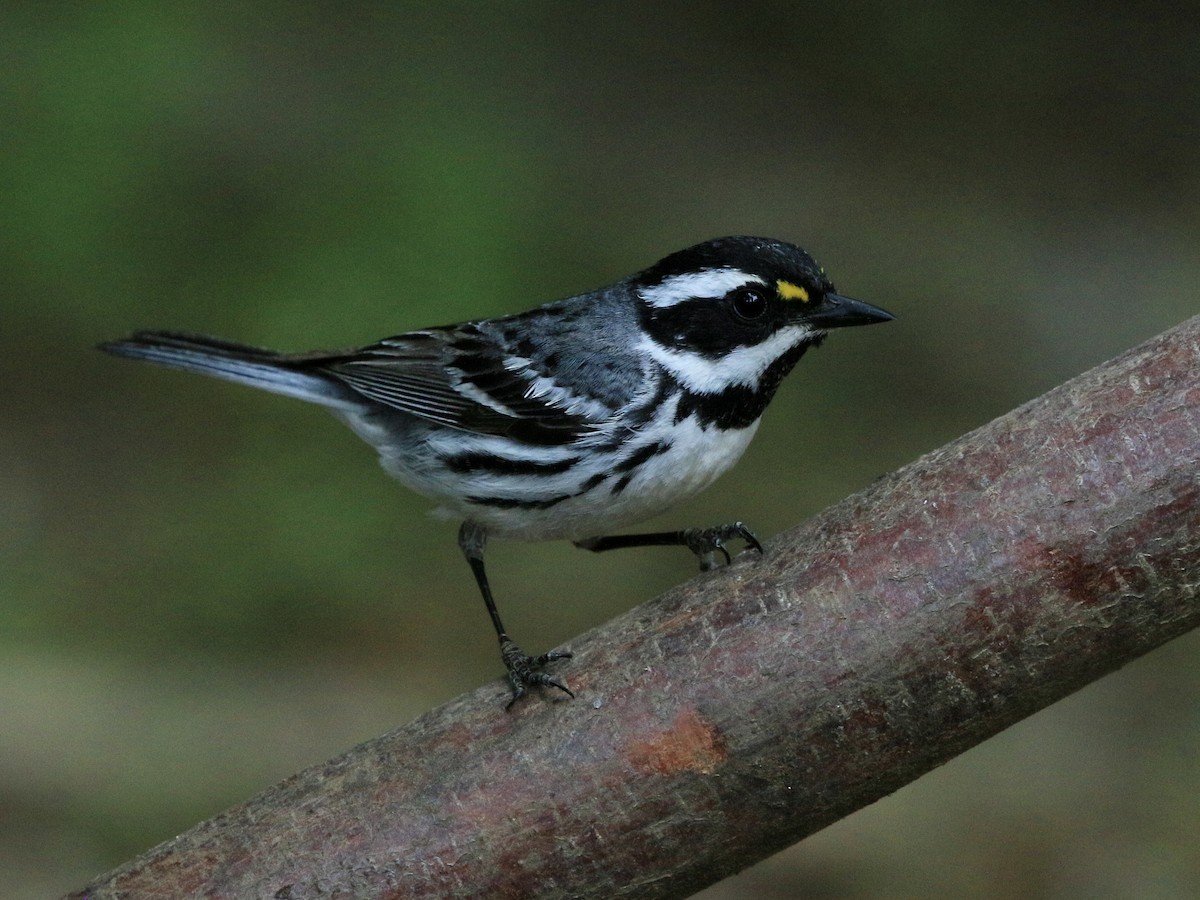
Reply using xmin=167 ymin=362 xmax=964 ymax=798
xmin=626 ymin=709 xmax=728 ymax=775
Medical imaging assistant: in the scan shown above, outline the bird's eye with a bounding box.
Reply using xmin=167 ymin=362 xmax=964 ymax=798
xmin=730 ymin=286 xmax=769 ymax=321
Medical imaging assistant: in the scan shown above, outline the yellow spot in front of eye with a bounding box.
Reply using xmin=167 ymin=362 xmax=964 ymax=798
xmin=777 ymin=280 xmax=810 ymax=303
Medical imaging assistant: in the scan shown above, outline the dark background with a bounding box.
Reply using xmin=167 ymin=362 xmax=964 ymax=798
xmin=4 ymin=3 xmax=1199 ymax=896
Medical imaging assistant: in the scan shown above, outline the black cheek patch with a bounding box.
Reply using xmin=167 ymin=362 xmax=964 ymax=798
xmin=641 ymin=299 xmax=779 ymax=358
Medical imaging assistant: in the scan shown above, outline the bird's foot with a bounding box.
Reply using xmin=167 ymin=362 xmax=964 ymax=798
xmin=500 ymin=637 xmax=573 ymax=709
xmin=682 ymin=522 xmax=764 ymax=571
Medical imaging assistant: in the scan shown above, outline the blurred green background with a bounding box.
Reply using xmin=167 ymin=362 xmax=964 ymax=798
xmin=4 ymin=2 xmax=1199 ymax=897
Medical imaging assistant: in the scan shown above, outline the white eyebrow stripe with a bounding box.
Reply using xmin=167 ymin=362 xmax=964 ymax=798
xmin=638 ymin=269 xmax=764 ymax=308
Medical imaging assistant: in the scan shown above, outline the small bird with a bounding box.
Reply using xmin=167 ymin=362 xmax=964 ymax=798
xmin=101 ymin=236 xmax=893 ymax=705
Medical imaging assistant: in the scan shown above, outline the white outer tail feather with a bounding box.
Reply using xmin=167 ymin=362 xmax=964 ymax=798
xmin=101 ymin=334 xmax=359 ymax=411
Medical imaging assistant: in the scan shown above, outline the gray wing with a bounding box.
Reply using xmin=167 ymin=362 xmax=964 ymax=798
xmin=103 ymin=303 xmax=630 ymax=447
xmin=311 ymin=326 xmax=595 ymax=446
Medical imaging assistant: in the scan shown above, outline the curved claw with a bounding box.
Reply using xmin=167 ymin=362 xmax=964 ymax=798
xmin=500 ymin=638 xmax=574 ymax=708
xmin=683 ymin=522 xmax=764 ymax=571
xmin=739 ymin=525 xmax=764 ymax=555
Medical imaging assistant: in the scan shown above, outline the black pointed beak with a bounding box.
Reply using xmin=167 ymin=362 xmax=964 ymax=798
xmin=802 ymin=293 xmax=895 ymax=329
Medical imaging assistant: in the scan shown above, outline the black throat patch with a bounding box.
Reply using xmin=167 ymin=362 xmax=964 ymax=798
xmin=671 ymin=337 xmax=819 ymax=430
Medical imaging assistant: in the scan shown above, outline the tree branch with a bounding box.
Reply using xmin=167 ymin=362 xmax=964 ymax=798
xmin=70 ymin=315 xmax=1200 ymax=900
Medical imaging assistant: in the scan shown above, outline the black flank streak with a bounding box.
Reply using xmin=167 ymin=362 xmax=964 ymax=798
xmin=467 ymin=494 xmax=573 ymax=510
xmin=580 ymin=472 xmax=607 ymax=491
xmin=610 ymin=473 xmax=634 ymax=495
xmin=502 ymin=420 xmax=583 ymax=446
xmin=615 ymin=440 xmax=671 ymax=473
xmin=444 ymin=452 xmax=580 ymax=476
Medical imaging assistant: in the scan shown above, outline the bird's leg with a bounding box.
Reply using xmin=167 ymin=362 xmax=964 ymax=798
xmin=574 ymin=521 xmax=764 ymax=572
xmin=457 ymin=521 xmax=573 ymax=708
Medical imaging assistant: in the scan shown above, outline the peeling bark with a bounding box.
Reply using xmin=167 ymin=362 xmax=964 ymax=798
xmin=69 ymin=316 xmax=1200 ymax=900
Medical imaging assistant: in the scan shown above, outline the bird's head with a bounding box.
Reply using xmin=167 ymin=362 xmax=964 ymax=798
xmin=633 ymin=236 xmax=894 ymax=394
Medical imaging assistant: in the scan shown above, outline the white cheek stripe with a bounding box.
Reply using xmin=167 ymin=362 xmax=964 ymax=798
xmin=639 ymin=325 xmax=812 ymax=393
xmin=639 ymin=268 xmax=763 ymax=308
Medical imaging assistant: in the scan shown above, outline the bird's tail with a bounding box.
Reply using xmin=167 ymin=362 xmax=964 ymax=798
xmin=99 ymin=331 xmax=358 ymax=409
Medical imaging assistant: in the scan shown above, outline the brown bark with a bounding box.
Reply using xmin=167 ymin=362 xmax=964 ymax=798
xmin=69 ymin=315 xmax=1200 ymax=900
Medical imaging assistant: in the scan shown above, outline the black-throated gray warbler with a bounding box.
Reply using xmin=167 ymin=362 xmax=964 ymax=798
xmin=102 ymin=236 xmax=893 ymax=705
